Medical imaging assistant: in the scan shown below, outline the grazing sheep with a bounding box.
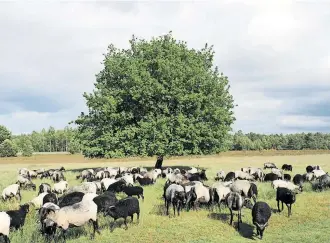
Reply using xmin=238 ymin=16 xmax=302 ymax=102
xmin=93 ymin=192 xmax=118 ymax=213
xmin=272 ymin=180 xmax=302 ymax=192
xmin=316 ymin=174 xmax=330 ymax=191
xmin=53 ymin=181 xmax=68 ymax=194
xmin=252 ymin=201 xmax=271 ymax=239
xmin=215 ymin=171 xmax=226 ymax=181
xmin=58 ymin=192 xmax=85 ymax=208
xmin=186 ymin=184 xmax=212 ymax=210
xmin=264 ymin=162 xmax=277 ymax=169
xmin=68 ymin=182 xmax=97 ymax=194
xmin=293 ymin=174 xmax=304 ymax=188
xmin=77 ymin=169 xmax=94 ymax=181
xmin=283 ymin=174 xmax=291 ymax=181
xmin=225 ymin=192 xmax=244 ymax=230
xmin=39 ymin=183 xmax=51 ymax=195
xmin=224 ymin=172 xmax=235 ymax=182
xmin=271 ymin=168 xmax=283 ymax=178
xmin=30 ymin=193 xmax=48 ymax=208
xmin=42 ymin=193 xmax=58 ymax=205
xmin=2 ymin=184 xmax=21 ymax=201
xmin=104 ymin=197 xmax=140 ymax=230
xmin=230 ymin=180 xmax=258 ymax=204
xmin=121 ymin=174 xmax=134 ymax=185
xmin=135 ymin=176 xmax=154 ymax=186
xmin=165 ymin=184 xmax=186 ymax=216
xmin=249 ymin=168 xmax=265 ymax=182
xmin=121 ymin=185 xmax=144 ymax=200
xmin=276 ymin=187 xmax=296 ymax=217
xmin=39 ymin=203 xmax=60 ymax=238
xmin=52 ymin=171 xmax=65 ymax=183
xmin=282 ymin=164 xmax=292 ymax=171
xmin=264 ymin=173 xmax=281 ymax=182
xmin=6 ymin=204 xmax=30 ymax=230
xmin=45 ymin=199 xmax=100 ymax=240
xmin=0 ymin=212 xmax=11 ymax=243
xmin=21 ymin=181 xmax=36 ymax=191
xmin=16 ymin=175 xmax=31 ymax=187
xmin=234 ymin=171 xmax=255 ymax=181
xmin=106 ymin=180 xmax=126 ymax=193
xmin=212 ymin=182 xmax=231 ymax=210
xmin=166 ymin=173 xmax=183 ymax=184
xmin=313 ymin=169 xmax=326 ymax=179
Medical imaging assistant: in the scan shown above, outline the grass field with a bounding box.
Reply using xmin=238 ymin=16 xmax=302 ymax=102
xmin=0 ymin=152 xmax=330 ymax=243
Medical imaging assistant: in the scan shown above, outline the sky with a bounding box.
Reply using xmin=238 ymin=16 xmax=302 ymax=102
xmin=0 ymin=0 xmax=329 ymax=135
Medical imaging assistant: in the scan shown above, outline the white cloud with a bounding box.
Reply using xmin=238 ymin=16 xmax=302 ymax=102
xmin=0 ymin=1 xmax=329 ymax=134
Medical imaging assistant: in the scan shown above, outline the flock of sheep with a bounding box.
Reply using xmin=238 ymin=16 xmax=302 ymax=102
xmin=0 ymin=158 xmax=329 ymax=242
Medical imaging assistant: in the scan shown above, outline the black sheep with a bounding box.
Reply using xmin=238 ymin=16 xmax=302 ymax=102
xmin=6 ymin=204 xmax=30 ymax=230
xmin=224 ymin=172 xmax=235 ymax=182
xmin=104 ymin=197 xmax=140 ymax=231
xmin=136 ymin=176 xmax=154 ymax=186
xmin=293 ymin=174 xmax=304 ymax=186
xmin=276 ymin=187 xmax=296 ymax=217
xmin=121 ymin=185 xmax=144 ymax=200
xmin=252 ymin=201 xmax=271 ymax=239
xmin=58 ymin=191 xmax=85 ymax=208
xmin=39 ymin=183 xmax=51 ymax=195
xmin=42 ymin=193 xmax=58 ymax=205
xmin=93 ymin=191 xmax=118 ymax=213
xmin=317 ymin=174 xmax=330 ymax=191
xmin=306 ymin=165 xmax=313 ymax=173
xmin=264 ymin=173 xmax=280 ymax=182
xmin=107 ymin=180 xmax=126 ymax=193
xmin=282 ymin=164 xmax=293 ymax=171
xmin=248 ymin=183 xmax=258 ymax=204
xmin=283 ymin=174 xmax=291 ymax=181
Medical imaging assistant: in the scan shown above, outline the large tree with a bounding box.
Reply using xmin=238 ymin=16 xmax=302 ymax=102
xmin=0 ymin=125 xmax=11 ymax=144
xmin=74 ymin=32 xmax=236 ymax=158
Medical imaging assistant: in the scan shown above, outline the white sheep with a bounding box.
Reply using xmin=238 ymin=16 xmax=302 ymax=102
xmin=53 ymin=181 xmax=68 ymax=194
xmin=212 ymin=182 xmax=231 ymax=209
xmin=101 ymin=178 xmax=117 ymax=191
xmin=68 ymin=182 xmax=97 ymax=194
xmin=272 ymin=180 xmax=301 ymax=192
xmin=121 ymin=174 xmax=134 ymax=185
xmin=0 ymin=211 xmax=11 ymax=243
xmin=45 ymin=199 xmax=100 ymax=240
xmin=30 ymin=192 xmax=48 ymax=208
xmin=2 ymin=184 xmax=21 ymax=201
xmin=271 ymin=168 xmax=283 ymax=178
xmin=234 ymin=171 xmax=255 ymax=181
xmin=313 ymin=170 xmax=326 ymax=179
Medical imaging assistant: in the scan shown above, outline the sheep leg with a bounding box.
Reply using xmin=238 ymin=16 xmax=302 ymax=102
xmin=281 ymin=202 xmax=284 ymax=211
xmin=124 ymin=217 xmax=128 ymax=230
xmin=177 ymin=202 xmax=181 ymax=216
xmin=4 ymin=235 xmax=9 ymax=243
xmin=93 ymin=219 xmax=101 ymax=235
xmin=172 ymin=202 xmax=176 ymax=216
xmin=166 ymin=200 xmax=170 ymax=215
xmin=141 ymin=193 xmax=144 ymax=201
xmin=61 ymin=229 xmax=67 ymax=242
xmin=239 ymin=209 xmax=242 ymax=223
xmin=277 ymin=200 xmax=280 ymax=212
xmin=229 ymin=208 xmax=233 ymax=225
xmin=131 ymin=214 xmax=134 ymax=222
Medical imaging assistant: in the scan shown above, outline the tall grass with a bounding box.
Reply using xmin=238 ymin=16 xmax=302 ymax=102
xmin=0 ymin=154 xmax=329 ymax=242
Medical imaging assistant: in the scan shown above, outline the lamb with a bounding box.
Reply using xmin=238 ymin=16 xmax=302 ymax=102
xmin=135 ymin=176 xmax=154 ymax=186
xmin=264 ymin=162 xmax=277 ymax=169
xmin=165 ymin=184 xmax=186 ymax=216
xmin=252 ymin=201 xmax=271 ymax=239
xmin=42 ymin=193 xmax=58 ymax=205
xmin=0 ymin=212 xmax=11 ymax=243
xmin=224 ymin=172 xmax=235 ymax=182
xmin=39 ymin=183 xmax=51 ymax=195
xmin=58 ymin=192 xmax=85 ymax=208
xmin=53 ymin=181 xmax=68 ymax=194
xmin=30 ymin=193 xmax=48 ymax=208
xmin=276 ymin=187 xmax=296 ymax=217
xmin=2 ymin=184 xmax=21 ymax=201
xmin=225 ymin=192 xmax=244 ymax=230
xmin=121 ymin=185 xmax=144 ymax=200
xmin=6 ymin=204 xmax=30 ymax=230
xmin=45 ymin=199 xmax=100 ymax=240
xmin=282 ymin=164 xmax=292 ymax=171
xmin=104 ymin=197 xmax=140 ymax=230
xmin=215 ymin=171 xmax=226 ymax=181
xmin=93 ymin=191 xmax=118 ymax=213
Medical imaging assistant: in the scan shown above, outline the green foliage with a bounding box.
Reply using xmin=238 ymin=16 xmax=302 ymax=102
xmin=0 ymin=125 xmax=11 ymax=144
xmin=68 ymin=138 xmax=81 ymax=154
xmin=74 ymin=32 xmax=236 ymax=158
xmin=21 ymin=136 xmax=34 ymax=157
xmin=0 ymin=139 xmax=18 ymax=157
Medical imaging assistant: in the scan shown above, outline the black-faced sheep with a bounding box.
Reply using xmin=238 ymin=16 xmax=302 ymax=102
xmin=58 ymin=192 xmax=85 ymax=208
xmin=293 ymin=174 xmax=304 ymax=188
xmin=42 ymin=193 xmax=58 ymax=205
xmin=39 ymin=183 xmax=52 ymax=195
xmin=0 ymin=211 xmax=11 ymax=243
xmin=104 ymin=197 xmax=140 ymax=231
xmin=283 ymin=174 xmax=291 ymax=181
xmin=225 ymin=192 xmax=244 ymax=230
xmin=186 ymin=185 xmax=212 ymax=210
xmin=276 ymin=187 xmax=296 ymax=217
xmin=5 ymin=204 xmax=29 ymax=231
xmin=93 ymin=191 xmax=118 ymax=213
xmin=252 ymin=201 xmax=271 ymax=239
xmin=45 ymin=199 xmax=100 ymax=240
xmin=165 ymin=184 xmax=186 ymax=216
xmin=39 ymin=203 xmax=60 ymax=239
xmin=306 ymin=165 xmax=313 ymax=173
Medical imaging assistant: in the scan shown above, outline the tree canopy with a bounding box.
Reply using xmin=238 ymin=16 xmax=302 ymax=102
xmin=74 ymin=32 xmax=236 ymax=158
